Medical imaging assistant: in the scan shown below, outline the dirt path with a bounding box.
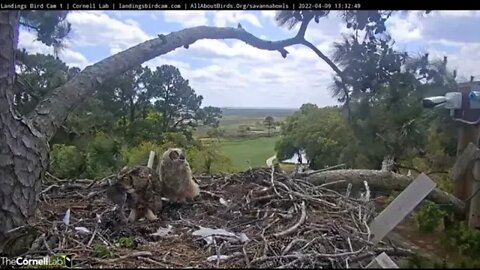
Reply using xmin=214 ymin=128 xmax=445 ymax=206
xmin=266 ymin=155 xmax=276 ymax=167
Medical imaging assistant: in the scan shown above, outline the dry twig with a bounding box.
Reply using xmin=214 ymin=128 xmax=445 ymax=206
xmin=31 ymin=168 xmax=408 ymax=268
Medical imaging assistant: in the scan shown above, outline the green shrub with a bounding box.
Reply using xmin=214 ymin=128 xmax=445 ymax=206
xmin=400 ymin=253 xmax=451 ymax=269
xmin=206 ymin=127 xmax=226 ymax=138
xmin=121 ymin=141 xmax=164 ymax=167
xmin=443 ymin=221 xmax=480 ymax=260
xmin=114 ymin=237 xmax=134 ymax=248
xmin=49 ymin=144 xmax=85 ymax=178
xmin=83 ymin=132 xmax=123 ymax=178
xmin=161 ymin=132 xmax=191 ymax=149
xmin=93 ymin=244 xmax=113 ymax=258
xmin=188 ymin=142 xmax=234 ymax=174
xmin=121 ymin=134 xmax=197 ymax=170
xmin=415 ymin=200 xmax=447 ymax=233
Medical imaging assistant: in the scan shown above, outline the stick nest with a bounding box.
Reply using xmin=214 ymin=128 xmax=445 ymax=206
xmin=26 ymin=168 xmax=412 ymax=268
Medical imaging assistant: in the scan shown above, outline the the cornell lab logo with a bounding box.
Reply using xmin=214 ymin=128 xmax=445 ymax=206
xmin=0 ymin=254 xmax=72 ymax=267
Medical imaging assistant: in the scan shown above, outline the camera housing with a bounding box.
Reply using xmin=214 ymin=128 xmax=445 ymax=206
xmin=422 ymin=96 xmax=446 ymax=109
xmin=422 ymin=92 xmax=462 ymax=110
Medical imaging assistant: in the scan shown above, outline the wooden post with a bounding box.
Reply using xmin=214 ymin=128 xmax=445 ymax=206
xmin=453 ymin=82 xmax=480 ymax=226
xmin=147 ymin=150 xmax=155 ymax=169
xmin=365 ymin=252 xmax=399 ymax=269
xmin=368 ymin=174 xmax=436 ymax=244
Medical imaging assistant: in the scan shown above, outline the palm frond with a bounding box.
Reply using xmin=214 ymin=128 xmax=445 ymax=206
xmin=328 ymin=77 xmax=348 ymax=101
xmin=274 ymin=11 xmax=300 ymax=30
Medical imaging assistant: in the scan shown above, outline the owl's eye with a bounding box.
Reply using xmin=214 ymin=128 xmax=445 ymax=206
xmin=169 ymin=150 xmax=179 ymax=160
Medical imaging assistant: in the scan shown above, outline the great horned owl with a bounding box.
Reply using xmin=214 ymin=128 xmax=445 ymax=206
xmin=158 ymin=148 xmax=200 ymax=203
xmin=106 ymin=166 xmax=163 ymax=223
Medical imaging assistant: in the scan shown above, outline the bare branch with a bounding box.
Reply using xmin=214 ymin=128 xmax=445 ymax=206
xmin=396 ymin=164 xmax=421 ymax=174
xmin=273 ymin=201 xmax=307 ymax=237
xmin=306 ymin=169 xmax=466 ymax=216
xmin=296 ymin=14 xmax=313 ymax=39
xmin=301 ymin=38 xmax=352 ymax=117
xmin=301 ymin=39 xmax=343 ymax=76
xmin=426 ymin=170 xmax=449 ymax=176
xmin=18 ymin=21 xmax=40 ymax=32
xmin=27 ymin=24 xmax=345 ymax=140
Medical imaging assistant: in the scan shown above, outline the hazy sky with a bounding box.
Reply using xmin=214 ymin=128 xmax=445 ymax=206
xmin=18 ymin=10 xmax=480 ymax=108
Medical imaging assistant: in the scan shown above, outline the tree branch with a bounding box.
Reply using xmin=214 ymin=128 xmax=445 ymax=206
xmin=18 ymin=21 xmax=40 ymax=32
xmin=301 ymin=39 xmax=343 ymax=76
xmin=26 ymin=24 xmax=344 ymax=140
xmin=301 ymin=39 xmax=352 ymax=117
xmin=396 ymin=163 xmax=421 ymax=174
xmin=426 ymin=170 xmax=449 ymax=176
xmin=171 ymin=115 xmax=190 ymax=130
xmin=306 ymin=169 xmax=465 ymax=216
xmin=397 ymin=163 xmax=448 ymax=176
xmin=296 ymin=14 xmax=313 ymax=39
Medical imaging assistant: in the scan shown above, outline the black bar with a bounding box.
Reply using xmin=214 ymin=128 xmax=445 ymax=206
xmin=0 ymin=0 xmax=478 ymax=10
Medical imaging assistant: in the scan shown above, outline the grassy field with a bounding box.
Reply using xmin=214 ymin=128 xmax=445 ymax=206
xmin=195 ymin=107 xmax=296 ymax=171
xmin=195 ymin=107 xmax=296 ymax=138
xmin=219 ymin=136 xmax=280 ymax=172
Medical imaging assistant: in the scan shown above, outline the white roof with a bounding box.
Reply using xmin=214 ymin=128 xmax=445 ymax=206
xmin=281 ymin=151 xmax=308 ymax=164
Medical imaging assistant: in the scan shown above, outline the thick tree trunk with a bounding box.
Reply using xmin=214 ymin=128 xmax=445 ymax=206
xmin=0 ymin=11 xmax=49 ymax=255
xmin=306 ymin=169 xmax=466 ymax=216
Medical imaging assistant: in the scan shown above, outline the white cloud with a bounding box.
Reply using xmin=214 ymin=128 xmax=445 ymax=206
xmin=387 ymin=12 xmax=423 ymax=41
xmin=143 ymin=57 xmax=192 ymax=73
xmin=212 ymin=11 xmax=262 ymax=28
xmin=18 ymin=29 xmax=89 ymax=69
xmin=260 ymin=10 xmax=277 ymax=22
xmin=425 ymin=39 xmax=463 ymax=48
xmin=436 ymin=11 xmax=480 ymax=17
xmin=109 ymin=47 xmax=122 ymax=55
xmin=385 ymin=11 xmax=480 ymax=47
xmin=429 ymin=43 xmax=480 ymax=80
xmin=114 ymin=11 xmax=341 ymax=108
xmin=109 ymin=11 xmax=148 ymax=18
xmin=58 ymin=50 xmax=89 ymax=69
xmin=18 ymin=30 xmax=52 ymax=55
xmin=124 ymin=18 xmax=140 ymax=28
xmin=388 ymin=11 xmax=480 ymax=80
xmin=67 ymin=11 xmax=151 ymax=50
xmin=277 ymin=12 xmax=345 ymax=44
xmin=151 ymin=35 xmax=338 ymax=108
xmin=163 ymin=11 xmax=208 ymax=27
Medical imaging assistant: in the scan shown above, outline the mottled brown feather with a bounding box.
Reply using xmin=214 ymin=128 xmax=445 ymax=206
xmin=107 ymin=166 xmax=163 ymax=223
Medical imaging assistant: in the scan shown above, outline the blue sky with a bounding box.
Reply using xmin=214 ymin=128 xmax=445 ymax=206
xmin=18 ymin=10 xmax=480 ymax=108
